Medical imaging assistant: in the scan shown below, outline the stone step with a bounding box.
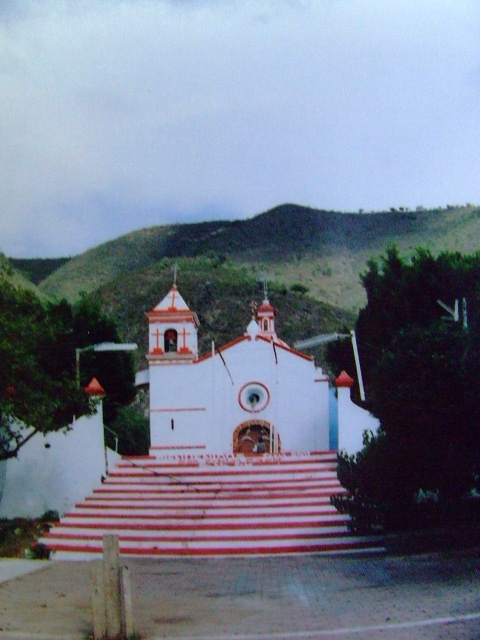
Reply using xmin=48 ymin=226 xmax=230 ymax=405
xmin=94 ymin=479 xmax=343 ymax=494
xmin=58 ymin=510 xmax=344 ymax=526
xmin=81 ymin=495 xmax=343 ymax=508
xmin=41 ymin=450 xmax=383 ymax=558
xmin=44 ymin=523 xmax=350 ymax=539
xmin=45 ymin=535 xmax=378 ymax=555
xmin=48 ymin=514 xmax=350 ymax=530
xmin=106 ymin=470 xmax=340 ymax=484
xmin=88 ymin=487 xmax=347 ymax=501
xmin=100 ymin=478 xmax=342 ymax=491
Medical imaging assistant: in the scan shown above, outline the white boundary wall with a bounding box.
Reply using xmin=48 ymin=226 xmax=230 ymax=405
xmin=337 ymin=385 xmax=380 ymax=455
xmin=0 ymin=402 xmax=107 ymax=518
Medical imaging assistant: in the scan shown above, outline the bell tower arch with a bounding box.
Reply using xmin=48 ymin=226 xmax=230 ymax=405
xmin=147 ymin=285 xmax=199 ymax=362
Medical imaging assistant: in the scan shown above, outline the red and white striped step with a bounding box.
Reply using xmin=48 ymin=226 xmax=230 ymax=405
xmin=41 ymin=450 xmax=383 ymax=558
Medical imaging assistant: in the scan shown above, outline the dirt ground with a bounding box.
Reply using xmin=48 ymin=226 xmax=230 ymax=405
xmin=0 ymin=549 xmax=479 ymax=640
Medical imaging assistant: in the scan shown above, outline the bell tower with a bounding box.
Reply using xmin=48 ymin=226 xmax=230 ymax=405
xmin=147 ymin=285 xmax=199 ymax=362
xmin=257 ymin=297 xmax=277 ymax=339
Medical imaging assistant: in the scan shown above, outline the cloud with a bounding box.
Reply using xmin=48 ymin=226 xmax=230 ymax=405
xmin=1 ymin=1 xmax=480 ymax=256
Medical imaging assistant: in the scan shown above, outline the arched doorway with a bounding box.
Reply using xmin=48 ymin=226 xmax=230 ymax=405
xmin=233 ymin=420 xmax=281 ymax=454
xmin=164 ymin=329 xmax=178 ymax=353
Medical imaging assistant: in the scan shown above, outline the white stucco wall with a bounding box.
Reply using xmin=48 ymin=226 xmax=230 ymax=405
xmin=337 ymin=386 xmax=380 ymax=455
xmin=149 ymin=335 xmax=330 ymax=454
xmin=0 ymin=402 xmax=107 ymax=518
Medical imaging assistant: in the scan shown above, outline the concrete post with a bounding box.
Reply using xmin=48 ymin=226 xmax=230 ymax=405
xmin=120 ymin=565 xmax=134 ymax=637
xmin=91 ymin=561 xmax=106 ymax=639
xmin=90 ymin=534 xmax=134 ymax=639
xmin=103 ymin=534 xmax=122 ymax=638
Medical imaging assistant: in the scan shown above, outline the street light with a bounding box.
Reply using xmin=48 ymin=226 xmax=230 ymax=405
xmin=294 ymin=331 xmax=366 ymax=401
xmin=76 ymin=342 xmax=138 ymax=387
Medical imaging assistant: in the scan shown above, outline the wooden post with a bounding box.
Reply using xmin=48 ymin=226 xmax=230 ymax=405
xmin=103 ymin=534 xmax=122 ymax=638
xmin=90 ymin=534 xmax=134 ymax=639
xmin=91 ymin=561 xmax=106 ymax=640
xmin=120 ymin=565 xmax=134 ymax=637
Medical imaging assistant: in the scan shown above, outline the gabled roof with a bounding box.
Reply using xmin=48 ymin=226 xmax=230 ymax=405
xmin=196 ymin=333 xmax=313 ymax=364
xmin=255 ymin=334 xmax=314 ymax=361
xmin=151 ymin=285 xmax=191 ymax=313
xmin=196 ymin=335 xmax=251 ymax=363
xmin=257 ymin=299 xmax=276 ymax=315
xmin=148 ymin=285 xmax=200 ymax=326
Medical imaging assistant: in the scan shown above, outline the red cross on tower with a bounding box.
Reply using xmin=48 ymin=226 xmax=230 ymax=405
xmin=168 ymin=287 xmax=177 ymax=310
xmin=150 ymin=327 xmax=164 ymax=354
xmin=178 ymin=327 xmax=192 ymax=354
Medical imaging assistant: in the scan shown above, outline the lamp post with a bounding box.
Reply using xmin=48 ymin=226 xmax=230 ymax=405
xmin=76 ymin=342 xmax=138 ymax=387
xmin=294 ymin=331 xmax=366 ymax=401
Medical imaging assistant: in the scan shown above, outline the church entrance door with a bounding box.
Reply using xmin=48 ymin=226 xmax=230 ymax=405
xmin=233 ymin=420 xmax=280 ymax=454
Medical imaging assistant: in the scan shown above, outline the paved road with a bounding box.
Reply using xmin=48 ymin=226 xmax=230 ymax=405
xmin=0 ymin=549 xmax=479 ymax=639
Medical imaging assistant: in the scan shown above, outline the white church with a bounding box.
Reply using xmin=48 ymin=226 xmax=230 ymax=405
xmin=140 ymin=283 xmax=332 ymax=455
xmin=2 ymin=281 xmax=381 ymax=556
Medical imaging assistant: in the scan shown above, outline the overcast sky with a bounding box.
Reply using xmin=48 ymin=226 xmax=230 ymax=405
xmin=1 ymin=1 xmax=480 ymax=257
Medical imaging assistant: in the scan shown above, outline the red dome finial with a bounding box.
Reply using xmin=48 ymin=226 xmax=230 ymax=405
xmin=335 ymin=370 xmax=354 ymax=388
xmin=84 ymin=377 xmax=106 ymax=396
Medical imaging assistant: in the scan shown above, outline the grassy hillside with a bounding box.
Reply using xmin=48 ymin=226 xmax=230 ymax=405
xmin=36 ymin=224 xmax=178 ymax=303
xmin=88 ymin=256 xmax=355 ymax=373
xmin=0 ymin=253 xmax=44 ymax=294
xmin=23 ymin=203 xmax=480 ymax=311
xmin=9 ymin=257 xmax=71 ymax=285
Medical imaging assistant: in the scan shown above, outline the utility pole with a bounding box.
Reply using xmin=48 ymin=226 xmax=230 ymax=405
xmin=294 ymin=331 xmax=366 ymax=401
xmin=437 ymin=298 xmax=468 ymax=329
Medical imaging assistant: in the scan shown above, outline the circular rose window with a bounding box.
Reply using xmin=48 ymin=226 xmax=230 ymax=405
xmin=238 ymin=382 xmax=270 ymax=413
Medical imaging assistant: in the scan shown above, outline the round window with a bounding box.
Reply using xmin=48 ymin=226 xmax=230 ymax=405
xmin=239 ymin=382 xmax=270 ymax=413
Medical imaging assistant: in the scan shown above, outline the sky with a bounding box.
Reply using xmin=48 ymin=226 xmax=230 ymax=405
xmin=1 ymin=0 xmax=480 ymax=258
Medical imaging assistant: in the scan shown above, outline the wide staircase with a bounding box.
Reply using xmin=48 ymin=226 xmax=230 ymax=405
xmin=41 ymin=449 xmax=384 ymax=558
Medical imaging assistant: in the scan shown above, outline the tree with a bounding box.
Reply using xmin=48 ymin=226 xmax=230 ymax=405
xmin=354 ymin=246 xmax=480 ymax=394
xmin=329 ymin=248 xmax=480 ymax=532
xmin=107 ymin=405 xmax=150 ymax=456
xmin=71 ymin=295 xmax=136 ymax=425
xmin=0 ymin=281 xmax=136 ymax=460
xmin=0 ymin=281 xmax=90 ymax=459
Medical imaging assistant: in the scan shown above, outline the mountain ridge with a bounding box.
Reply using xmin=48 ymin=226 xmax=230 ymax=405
xmin=9 ymin=202 xmax=480 ymax=311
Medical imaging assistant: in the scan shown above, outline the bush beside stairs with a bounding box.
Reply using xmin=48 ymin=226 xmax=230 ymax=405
xmin=41 ymin=449 xmax=384 ymax=558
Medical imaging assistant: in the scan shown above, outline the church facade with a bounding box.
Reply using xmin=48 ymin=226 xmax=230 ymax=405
xmin=141 ymin=284 xmax=332 ymax=455
xmin=1 ymin=282 xmax=379 ymax=521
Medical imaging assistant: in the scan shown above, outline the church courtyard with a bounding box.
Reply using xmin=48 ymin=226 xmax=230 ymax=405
xmin=0 ymin=548 xmax=479 ymax=640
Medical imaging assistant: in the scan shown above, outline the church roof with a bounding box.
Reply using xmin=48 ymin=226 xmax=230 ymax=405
xmin=257 ymin=299 xmax=276 ymax=314
xmin=246 ymin=317 xmax=260 ymax=336
xmin=148 ymin=285 xmax=200 ymax=327
xmin=255 ymin=334 xmax=313 ymax=361
xmin=151 ymin=285 xmax=191 ymax=313
xmin=195 ymin=333 xmax=313 ymax=364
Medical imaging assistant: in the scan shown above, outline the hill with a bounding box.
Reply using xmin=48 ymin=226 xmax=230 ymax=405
xmin=9 ymin=257 xmax=71 ymax=285
xmin=31 ymin=203 xmax=480 ymax=311
xmin=0 ymin=253 xmax=44 ymax=295
xmin=88 ymin=256 xmax=355 ymax=373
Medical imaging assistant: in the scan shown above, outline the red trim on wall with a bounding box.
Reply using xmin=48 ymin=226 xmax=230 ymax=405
xmin=255 ymin=335 xmax=314 ymax=361
xmin=218 ymin=335 xmax=251 ymax=350
xmin=150 ymin=407 xmax=207 ymax=412
xmin=148 ymin=314 xmax=198 ymax=324
xmin=150 ymin=445 xmax=207 ymax=450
